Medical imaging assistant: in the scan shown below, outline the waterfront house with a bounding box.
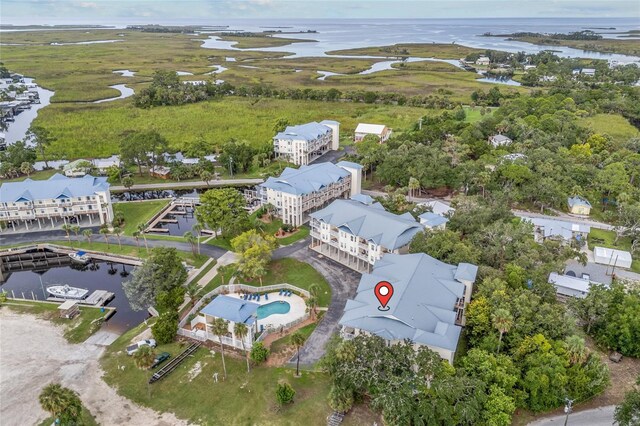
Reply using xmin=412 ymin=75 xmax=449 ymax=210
xmin=476 ymin=56 xmax=491 ymax=66
xmin=567 ymin=196 xmax=592 ymax=215
xmin=517 ymin=215 xmax=590 ymax=245
xmin=581 ymin=68 xmax=596 ymax=77
xmin=92 ymin=155 xmax=121 ymax=174
xmin=354 ymin=123 xmax=392 ymax=143
xmin=273 ymin=120 xmax=339 ymax=166
xmin=197 ymin=295 xmax=258 ymax=350
xmin=339 ymin=253 xmax=478 ymax=364
xmin=309 ymin=199 xmax=424 ymax=272
xmin=255 ymin=161 xmax=362 ymax=227
xmin=0 ymin=174 xmax=114 ymax=232
xmin=63 ymin=159 xmax=92 ymax=178
xmin=150 ymin=166 xmax=171 ymax=180
xmin=488 ymin=134 xmax=513 ymax=147
xmin=419 ymin=212 xmax=449 ymax=230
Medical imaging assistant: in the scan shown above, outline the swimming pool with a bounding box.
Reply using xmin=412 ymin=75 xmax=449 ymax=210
xmin=257 ymin=301 xmax=291 ymax=319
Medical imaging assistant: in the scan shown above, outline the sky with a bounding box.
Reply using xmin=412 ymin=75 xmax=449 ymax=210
xmin=1 ymin=0 xmax=639 ymax=23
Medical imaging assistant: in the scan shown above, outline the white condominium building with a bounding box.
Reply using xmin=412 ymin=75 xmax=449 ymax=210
xmin=258 ymin=161 xmax=363 ymax=227
xmin=273 ymin=120 xmax=340 ymax=166
xmin=309 ymin=199 xmax=425 ymax=272
xmin=0 ymin=174 xmax=114 ymax=232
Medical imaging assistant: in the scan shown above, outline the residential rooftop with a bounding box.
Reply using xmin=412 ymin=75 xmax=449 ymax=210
xmin=355 ymin=123 xmax=387 ymax=135
xmin=517 ymin=215 xmax=591 ymax=240
xmin=310 ymin=199 xmax=424 ymax=250
xmin=259 ymin=162 xmax=351 ymax=196
xmin=200 ymin=295 xmax=259 ymax=325
xmin=568 ymin=196 xmax=592 ymax=208
xmin=419 ymin=212 xmax=449 ymax=228
xmin=340 ymin=253 xmax=478 ymax=351
xmin=274 ymin=121 xmax=332 ymax=142
xmin=0 ymin=174 xmax=110 ymax=203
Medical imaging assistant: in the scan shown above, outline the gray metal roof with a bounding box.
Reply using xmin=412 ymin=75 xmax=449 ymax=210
xmin=310 ymin=199 xmax=424 ymax=250
xmin=419 ymin=212 xmax=449 ymax=228
xmin=274 ymin=121 xmax=331 ymax=142
xmin=259 ymin=162 xmax=351 ymax=196
xmin=200 ymin=295 xmax=259 ymax=325
xmin=0 ymin=174 xmax=110 ymax=202
xmin=490 ymin=134 xmax=512 ymax=142
xmin=517 ymin=215 xmax=591 ymax=240
xmin=568 ymin=196 xmax=592 ymax=208
xmin=548 ymin=272 xmax=591 ymax=294
xmin=340 ymin=253 xmax=478 ymax=351
xmin=350 ymin=194 xmax=374 ymax=205
xmin=335 ymin=161 xmax=363 ymax=170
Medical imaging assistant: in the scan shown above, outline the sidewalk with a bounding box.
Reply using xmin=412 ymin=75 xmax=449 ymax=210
xmin=196 ymin=251 xmax=238 ymax=288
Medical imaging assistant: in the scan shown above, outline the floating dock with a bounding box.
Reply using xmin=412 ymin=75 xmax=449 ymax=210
xmin=47 ymin=290 xmax=114 ymax=306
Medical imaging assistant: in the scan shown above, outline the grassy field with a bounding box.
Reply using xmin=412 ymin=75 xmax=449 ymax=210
xmin=50 ymin=240 xmax=208 ymax=267
xmin=578 ymin=113 xmax=640 ymax=143
xmin=269 ymin=322 xmax=318 ymax=354
xmin=113 ymin=200 xmax=170 ymax=235
xmin=4 ymin=299 xmax=108 ymax=343
xmin=34 ymin=96 xmax=429 ymax=158
xmin=327 ymin=43 xmax=484 ymax=59
xmin=463 ymin=105 xmax=495 ymax=123
xmin=217 ymin=258 xmax=331 ymax=307
xmin=100 ymin=323 xmax=333 ymax=426
xmin=587 ymin=229 xmax=640 ymax=273
xmin=218 ymin=34 xmax=315 ymax=49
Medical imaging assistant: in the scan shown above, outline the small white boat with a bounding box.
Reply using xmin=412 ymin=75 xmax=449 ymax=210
xmin=47 ymin=285 xmax=89 ymax=299
xmin=69 ymin=251 xmax=91 ymax=264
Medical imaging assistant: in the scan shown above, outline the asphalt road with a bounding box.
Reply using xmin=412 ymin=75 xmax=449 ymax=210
xmin=527 ymin=405 xmax=615 ymax=426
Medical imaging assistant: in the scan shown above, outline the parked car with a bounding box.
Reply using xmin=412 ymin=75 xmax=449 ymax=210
xmin=126 ymin=339 xmax=157 ymax=356
xmin=150 ymin=352 xmax=171 ymax=369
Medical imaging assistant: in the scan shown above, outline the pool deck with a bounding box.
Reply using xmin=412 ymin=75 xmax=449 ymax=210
xmin=228 ymin=291 xmax=306 ymax=329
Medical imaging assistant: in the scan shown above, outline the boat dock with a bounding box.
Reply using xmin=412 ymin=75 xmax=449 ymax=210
xmin=149 ymin=342 xmax=201 ymax=384
xmin=47 ymin=290 xmax=115 ymax=306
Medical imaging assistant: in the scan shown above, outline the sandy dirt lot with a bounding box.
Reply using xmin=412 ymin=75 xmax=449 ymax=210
xmin=0 ymin=310 xmax=189 ymax=426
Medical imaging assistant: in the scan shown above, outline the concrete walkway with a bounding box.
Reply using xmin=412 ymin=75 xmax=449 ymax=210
xmin=195 ymin=251 xmax=238 ymax=288
xmin=527 ymin=405 xmax=615 ymax=425
xmin=110 ymin=178 xmax=263 ymax=192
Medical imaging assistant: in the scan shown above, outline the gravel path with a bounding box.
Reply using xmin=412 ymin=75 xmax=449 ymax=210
xmin=0 ymin=310 xmax=189 ymax=426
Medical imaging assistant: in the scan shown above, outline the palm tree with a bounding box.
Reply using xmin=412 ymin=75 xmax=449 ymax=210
xmin=290 ymin=331 xmax=306 ymax=377
xmin=185 ymin=282 xmax=199 ymax=307
xmin=306 ymin=283 xmax=320 ymax=318
xmin=408 ymin=176 xmax=420 ymax=199
xmin=234 ymin=322 xmax=250 ymax=373
xmin=70 ymin=225 xmax=80 ymax=242
xmin=566 ymin=335 xmax=588 ymax=365
xmin=112 ymin=227 xmax=123 ymax=249
xmin=99 ymin=226 xmax=110 ymax=248
xmin=492 ymin=308 xmax=513 ymax=354
xmin=212 ymin=318 xmax=229 ymax=380
xmin=192 ymin=223 xmax=202 ymax=255
xmin=184 ymin=231 xmax=197 ymax=256
xmin=82 ymin=229 xmax=93 ymax=245
xmin=61 ymin=223 xmax=72 ymax=245
xmin=39 ymin=383 xmax=82 ymax=424
xmin=132 ymin=230 xmax=141 ymax=249
xmin=133 ymin=345 xmax=156 ymax=369
xmin=137 ymin=223 xmax=149 ymax=251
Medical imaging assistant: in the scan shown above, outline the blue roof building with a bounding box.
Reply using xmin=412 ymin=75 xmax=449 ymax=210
xmin=339 ymin=253 xmax=478 ymax=364
xmin=273 ymin=121 xmax=340 ymax=166
xmin=418 ymin=212 xmax=449 ymax=229
xmin=201 ymin=295 xmax=259 ymax=325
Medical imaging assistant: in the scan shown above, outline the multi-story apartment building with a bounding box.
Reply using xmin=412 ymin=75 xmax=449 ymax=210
xmin=309 ymin=199 xmax=424 ymax=272
xmin=257 ymin=161 xmax=363 ymax=227
xmin=339 ymin=253 xmax=478 ymax=364
xmin=0 ymin=173 xmax=114 ymax=232
xmin=273 ymin=120 xmax=339 ymax=166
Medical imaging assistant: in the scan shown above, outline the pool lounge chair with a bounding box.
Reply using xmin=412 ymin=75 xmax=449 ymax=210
xmin=265 ymin=293 xmax=269 ymax=300
xmin=286 ymin=291 xmax=292 ymax=297
xmin=243 ymin=294 xmax=248 ymax=300
xmin=278 ymin=289 xmax=283 ymax=296
xmin=257 ymin=295 xmax=261 ymax=301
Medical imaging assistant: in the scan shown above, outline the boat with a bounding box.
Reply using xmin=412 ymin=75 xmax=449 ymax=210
xmin=46 ymin=285 xmax=89 ymax=299
xmin=69 ymin=251 xmax=91 ymax=264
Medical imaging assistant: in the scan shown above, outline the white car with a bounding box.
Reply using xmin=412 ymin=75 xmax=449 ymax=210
xmin=126 ymin=339 xmax=157 ymax=355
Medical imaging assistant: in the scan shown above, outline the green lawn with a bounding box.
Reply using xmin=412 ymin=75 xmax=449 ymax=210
xmin=270 ymin=322 xmax=319 ymax=354
xmin=100 ymin=323 xmax=332 ymax=426
xmin=50 ymin=240 xmax=208 ymax=267
xmin=4 ymin=300 xmax=108 ymax=343
xmin=113 ymin=200 xmax=170 ymax=235
xmin=189 ymin=259 xmax=217 ymax=286
xmin=463 ymin=106 xmax=495 ymax=123
xmin=579 ymin=114 xmax=640 ymax=143
xmin=588 ymin=228 xmax=640 ymax=273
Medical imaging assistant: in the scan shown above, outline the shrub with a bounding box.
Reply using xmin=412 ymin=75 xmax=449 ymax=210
xmin=276 ymin=381 xmax=295 ymax=406
xmin=152 ymin=311 xmax=179 ymax=344
xmin=133 ymin=345 xmax=156 ymax=369
xmin=328 ymin=384 xmax=354 ymax=413
xmin=250 ymin=342 xmax=270 ymax=364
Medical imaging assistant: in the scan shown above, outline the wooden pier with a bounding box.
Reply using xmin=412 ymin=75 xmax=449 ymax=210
xmin=47 ymin=290 xmax=114 ymax=307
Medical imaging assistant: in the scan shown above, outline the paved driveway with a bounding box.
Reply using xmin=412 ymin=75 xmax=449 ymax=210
xmin=284 ymin=245 xmax=361 ymax=366
xmin=527 ymin=405 xmax=615 ymax=426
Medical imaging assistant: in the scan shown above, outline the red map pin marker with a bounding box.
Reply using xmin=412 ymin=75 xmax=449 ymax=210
xmin=374 ymin=281 xmax=394 ymax=311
